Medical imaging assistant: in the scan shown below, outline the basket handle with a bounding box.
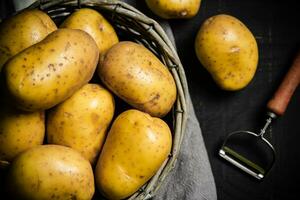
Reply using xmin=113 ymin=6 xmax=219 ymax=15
xmin=267 ymin=51 xmax=300 ymax=116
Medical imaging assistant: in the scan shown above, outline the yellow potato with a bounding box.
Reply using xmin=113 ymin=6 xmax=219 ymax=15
xmin=5 ymin=145 xmax=94 ymax=200
xmin=195 ymin=14 xmax=258 ymax=90
xmin=4 ymin=28 xmax=99 ymax=111
xmin=0 ymin=9 xmax=57 ymax=71
xmin=0 ymin=97 xmax=44 ymax=163
xmin=47 ymin=83 xmax=115 ymax=164
xmin=60 ymin=8 xmax=119 ymax=55
xmin=98 ymin=41 xmax=176 ymax=117
xmin=95 ymin=109 xmax=172 ymax=199
xmin=145 ymin=0 xmax=201 ymax=19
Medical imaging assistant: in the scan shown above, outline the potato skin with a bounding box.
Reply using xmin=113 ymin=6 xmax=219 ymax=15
xmin=145 ymin=0 xmax=201 ymax=19
xmin=47 ymin=83 xmax=115 ymax=164
xmin=95 ymin=109 xmax=172 ymax=200
xmin=0 ymin=98 xmax=45 ymax=162
xmin=195 ymin=14 xmax=258 ymax=90
xmin=0 ymin=9 xmax=57 ymax=71
xmin=4 ymin=28 xmax=99 ymax=111
xmin=98 ymin=41 xmax=176 ymax=117
xmin=60 ymin=8 xmax=119 ymax=55
xmin=5 ymin=145 xmax=94 ymax=200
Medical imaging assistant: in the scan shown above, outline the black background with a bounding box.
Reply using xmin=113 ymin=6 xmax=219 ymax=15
xmin=1 ymin=0 xmax=300 ymax=199
xmin=169 ymin=0 xmax=300 ymax=199
xmin=168 ymin=1 xmax=300 ymax=199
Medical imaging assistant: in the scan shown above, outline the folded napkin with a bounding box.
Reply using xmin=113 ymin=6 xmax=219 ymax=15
xmin=152 ymin=23 xmax=217 ymax=200
xmin=121 ymin=2 xmax=217 ymax=199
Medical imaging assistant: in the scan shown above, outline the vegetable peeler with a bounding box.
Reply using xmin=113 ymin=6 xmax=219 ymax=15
xmin=219 ymin=51 xmax=300 ymax=180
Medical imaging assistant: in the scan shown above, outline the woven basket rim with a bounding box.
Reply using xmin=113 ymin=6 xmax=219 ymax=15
xmin=20 ymin=0 xmax=189 ymax=199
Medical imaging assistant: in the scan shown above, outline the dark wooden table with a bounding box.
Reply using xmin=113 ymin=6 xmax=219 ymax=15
xmin=135 ymin=0 xmax=300 ymax=199
xmin=168 ymin=0 xmax=300 ymax=199
xmin=1 ymin=0 xmax=299 ymax=199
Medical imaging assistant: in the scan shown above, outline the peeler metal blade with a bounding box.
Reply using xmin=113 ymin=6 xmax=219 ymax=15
xmin=219 ymin=148 xmax=264 ymax=180
xmin=218 ymin=115 xmax=276 ymax=180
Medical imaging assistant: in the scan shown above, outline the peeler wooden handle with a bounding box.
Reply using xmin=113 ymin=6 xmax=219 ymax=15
xmin=267 ymin=51 xmax=300 ymax=116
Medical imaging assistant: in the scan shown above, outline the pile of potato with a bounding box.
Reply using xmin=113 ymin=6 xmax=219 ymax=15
xmin=0 ymin=8 xmax=176 ymax=200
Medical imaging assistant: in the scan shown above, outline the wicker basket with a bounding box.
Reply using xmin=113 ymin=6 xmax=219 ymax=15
xmin=23 ymin=0 xmax=188 ymax=199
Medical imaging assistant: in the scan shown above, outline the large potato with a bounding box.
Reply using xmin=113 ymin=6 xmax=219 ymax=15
xmin=98 ymin=41 xmax=176 ymax=117
xmin=4 ymin=28 xmax=99 ymax=111
xmin=95 ymin=109 xmax=172 ymax=199
xmin=5 ymin=145 xmax=94 ymax=200
xmin=195 ymin=14 xmax=258 ymax=90
xmin=145 ymin=0 xmax=201 ymax=19
xmin=60 ymin=8 xmax=119 ymax=55
xmin=47 ymin=83 xmax=115 ymax=164
xmin=0 ymin=97 xmax=44 ymax=163
xmin=0 ymin=9 xmax=57 ymax=71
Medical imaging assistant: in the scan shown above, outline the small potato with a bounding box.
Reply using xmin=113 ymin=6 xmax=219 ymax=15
xmin=145 ymin=0 xmax=201 ymax=19
xmin=0 ymin=97 xmax=45 ymax=163
xmin=5 ymin=145 xmax=94 ymax=200
xmin=195 ymin=14 xmax=258 ymax=90
xmin=98 ymin=41 xmax=176 ymax=117
xmin=0 ymin=9 xmax=57 ymax=70
xmin=60 ymin=8 xmax=119 ymax=55
xmin=95 ymin=109 xmax=172 ymax=200
xmin=47 ymin=83 xmax=115 ymax=164
xmin=4 ymin=28 xmax=99 ymax=111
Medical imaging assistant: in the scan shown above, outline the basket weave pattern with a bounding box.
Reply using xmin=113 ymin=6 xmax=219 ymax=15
xmin=25 ymin=0 xmax=189 ymax=199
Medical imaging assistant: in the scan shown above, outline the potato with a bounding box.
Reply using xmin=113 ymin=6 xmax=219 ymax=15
xmin=0 ymin=97 xmax=45 ymax=163
xmin=0 ymin=9 xmax=57 ymax=71
xmin=5 ymin=145 xmax=94 ymax=200
xmin=95 ymin=109 xmax=172 ymax=199
xmin=47 ymin=83 xmax=115 ymax=164
xmin=98 ymin=41 xmax=176 ymax=117
xmin=60 ymin=8 xmax=119 ymax=55
xmin=195 ymin=14 xmax=258 ymax=90
xmin=4 ymin=28 xmax=99 ymax=111
xmin=145 ymin=0 xmax=201 ymax=19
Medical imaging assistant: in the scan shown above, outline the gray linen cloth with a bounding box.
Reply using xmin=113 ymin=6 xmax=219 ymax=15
xmin=13 ymin=1 xmax=217 ymax=199
xmin=117 ymin=1 xmax=217 ymax=197
xmin=151 ymin=21 xmax=217 ymax=200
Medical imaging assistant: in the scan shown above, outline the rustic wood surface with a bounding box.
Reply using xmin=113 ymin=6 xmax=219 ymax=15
xmin=133 ymin=0 xmax=300 ymax=199
xmin=168 ymin=1 xmax=300 ymax=199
